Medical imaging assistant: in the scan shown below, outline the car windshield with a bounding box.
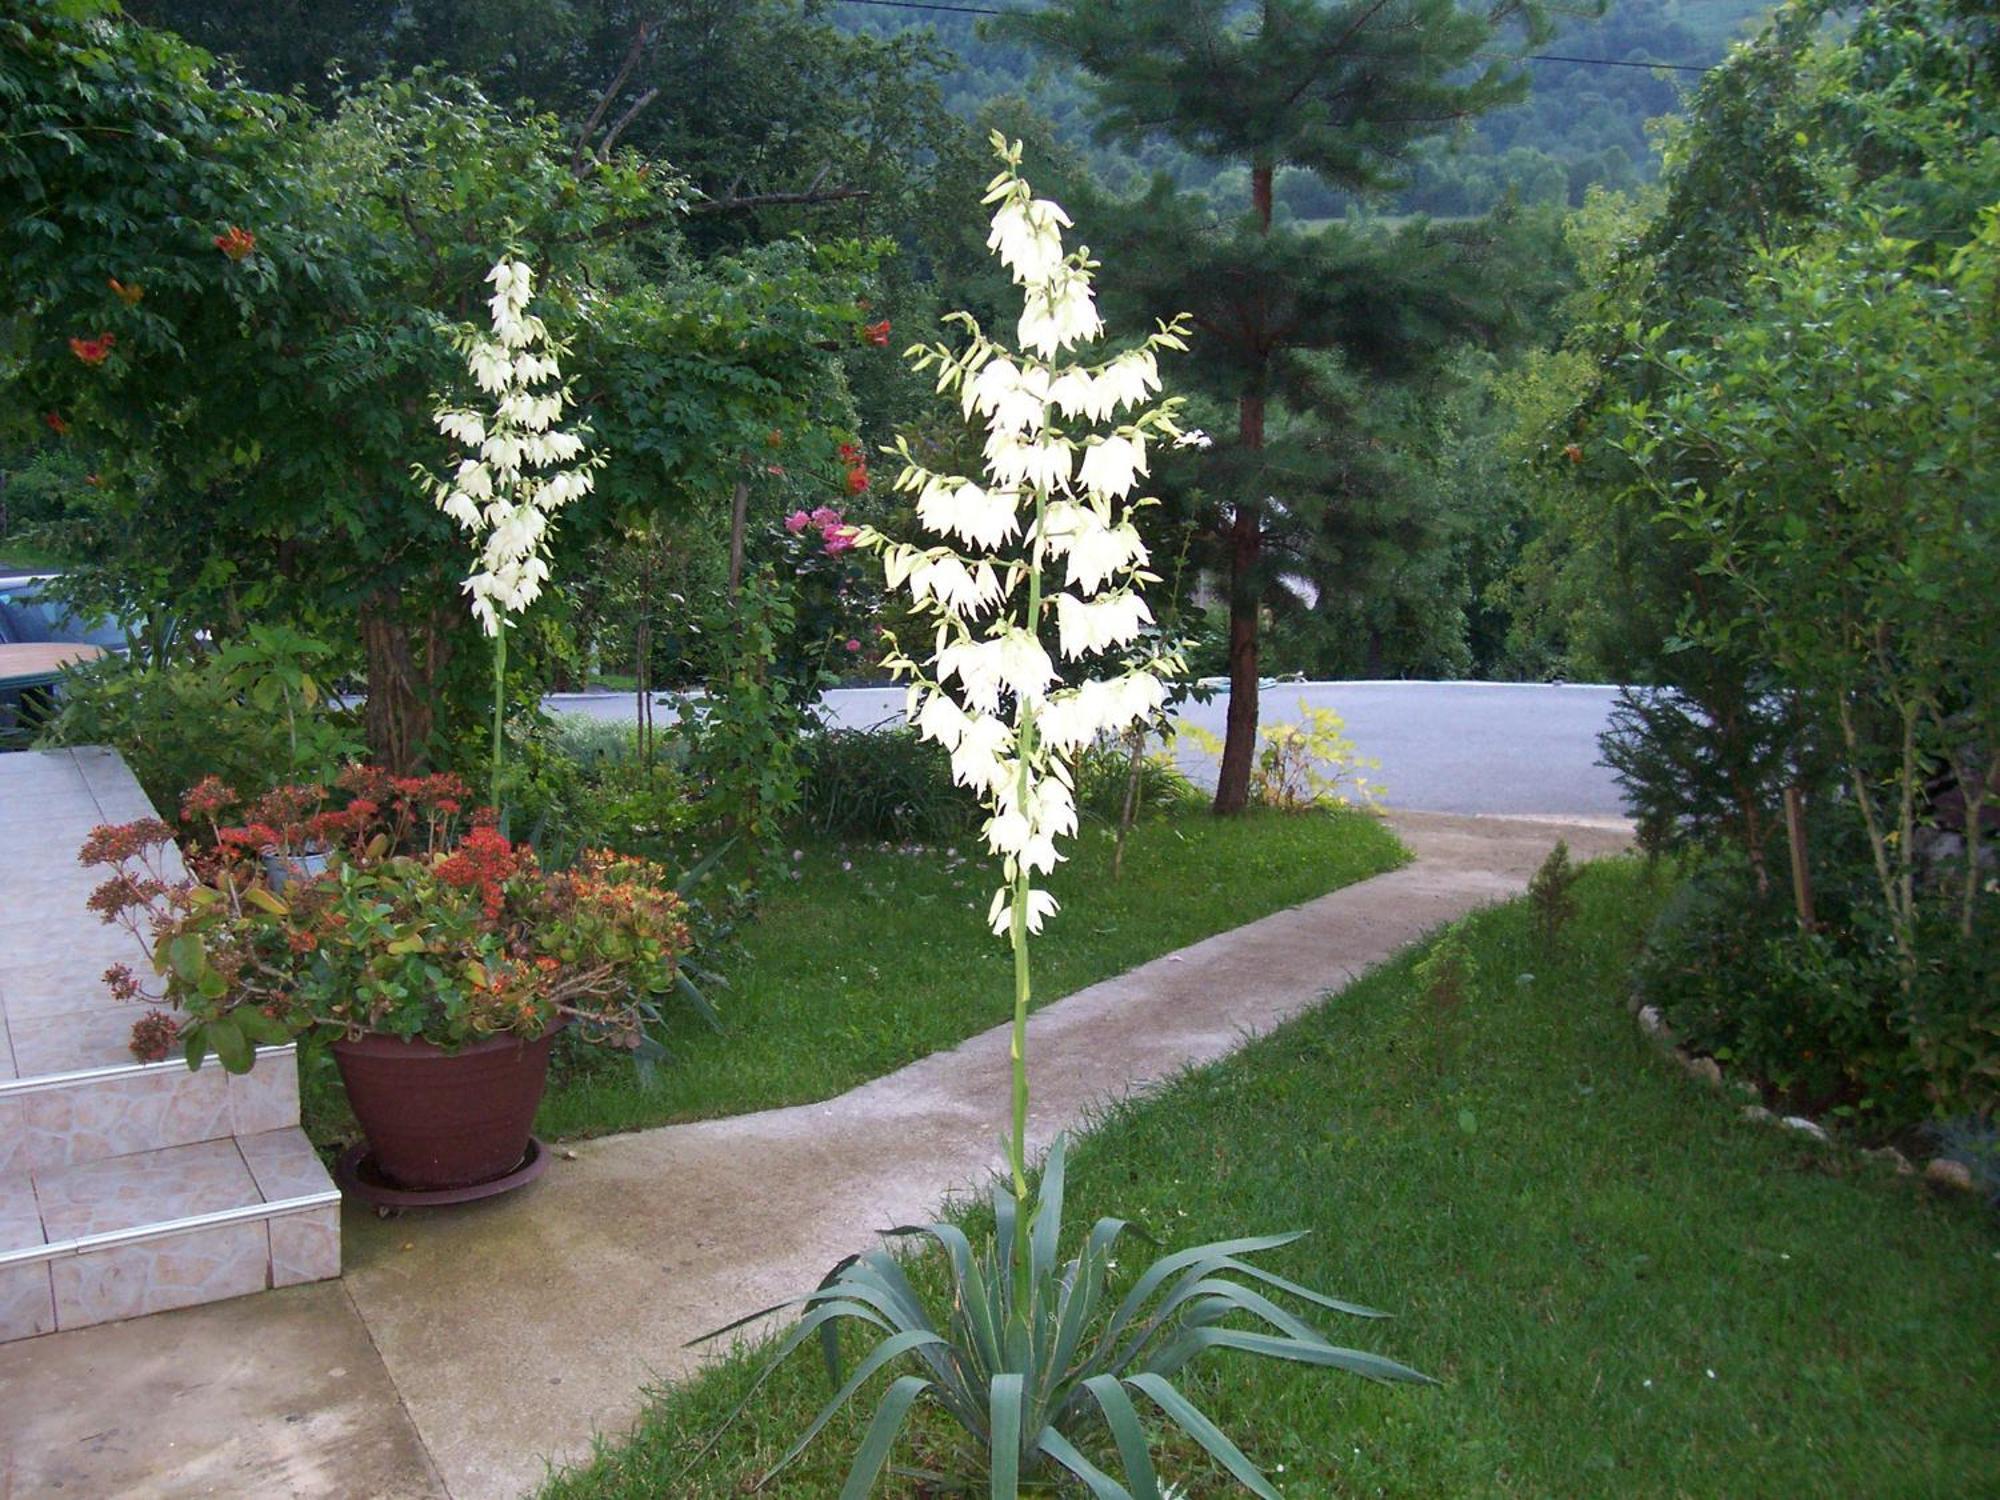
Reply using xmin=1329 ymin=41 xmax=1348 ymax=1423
xmin=0 ymin=583 xmax=127 ymax=649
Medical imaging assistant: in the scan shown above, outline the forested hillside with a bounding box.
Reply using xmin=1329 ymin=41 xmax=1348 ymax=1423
xmin=844 ymin=0 xmax=1772 ymax=214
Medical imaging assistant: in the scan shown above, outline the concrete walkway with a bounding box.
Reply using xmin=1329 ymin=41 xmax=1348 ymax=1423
xmin=0 ymin=810 xmax=1629 ymax=1499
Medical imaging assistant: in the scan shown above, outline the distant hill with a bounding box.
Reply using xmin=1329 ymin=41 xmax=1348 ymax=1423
xmin=841 ymin=0 xmax=1774 ymax=213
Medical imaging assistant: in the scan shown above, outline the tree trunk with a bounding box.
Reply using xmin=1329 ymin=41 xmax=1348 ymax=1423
xmin=1214 ymin=392 xmax=1266 ymax=814
xmin=726 ymin=478 xmax=749 ymax=602
xmin=360 ymin=590 xmax=451 ymax=774
xmin=1214 ymin=165 xmax=1277 ymax=816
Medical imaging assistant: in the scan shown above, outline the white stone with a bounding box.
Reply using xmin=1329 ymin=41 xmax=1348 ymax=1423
xmin=1924 ymin=1157 xmax=1975 ymax=1192
xmin=1780 ymin=1115 xmax=1830 ymax=1143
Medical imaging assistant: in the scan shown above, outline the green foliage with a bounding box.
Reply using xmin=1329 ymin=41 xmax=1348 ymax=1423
xmin=36 ymin=640 xmax=364 ymax=808
xmin=679 ymin=570 xmax=810 ymax=848
xmin=698 ymin=1136 xmax=1431 ymax=1497
xmin=1071 ymin=740 xmax=1202 ymax=826
xmin=1509 ymin=0 xmax=2000 ymax=1122
xmin=796 ymin=726 xmax=981 ymax=845
xmin=1635 ymin=845 xmax=2000 ymax=1128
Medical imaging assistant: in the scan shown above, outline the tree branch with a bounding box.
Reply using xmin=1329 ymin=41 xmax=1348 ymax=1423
xmin=686 ymin=187 xmax=871 ymax=217
xmin=572 ymin=19 xmax=658 ymax=174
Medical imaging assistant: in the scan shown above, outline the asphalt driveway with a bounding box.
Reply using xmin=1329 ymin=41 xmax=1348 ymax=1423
xmin=548 ymin=679 xmax=1630 ymax=820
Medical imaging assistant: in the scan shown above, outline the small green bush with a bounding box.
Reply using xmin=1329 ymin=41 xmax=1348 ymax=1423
xmin=1635 ymin=847 xmax=1998 ymax=1131
xmin=1072 ymin=738 xmax=1203 ymax=825
xmin=36 ymin=637 xmax=364 ymax=809
xmin=794 ymin=724 xmax=980 ymax=842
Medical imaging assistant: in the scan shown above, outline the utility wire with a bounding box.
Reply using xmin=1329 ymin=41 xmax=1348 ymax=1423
xmin=830 ymin=0 xmax=1721 ymax=74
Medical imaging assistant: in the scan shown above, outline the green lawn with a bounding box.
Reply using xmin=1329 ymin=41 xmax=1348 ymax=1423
xmin=301 ymin=807 xmax=1404 ymax=1146
xmin=543 ymin=859 xmax=1998 ymax=1498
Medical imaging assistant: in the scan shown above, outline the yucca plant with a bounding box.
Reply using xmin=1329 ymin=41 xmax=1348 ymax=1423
xmin=694 ymin=135 xmax=1434 ymax=1496
xmin=697 ymin=1136 xmax=1432 ymax=1496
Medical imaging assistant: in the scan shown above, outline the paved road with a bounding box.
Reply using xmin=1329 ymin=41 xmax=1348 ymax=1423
xmin=549 ymin=679 xmax=1630 ymax=819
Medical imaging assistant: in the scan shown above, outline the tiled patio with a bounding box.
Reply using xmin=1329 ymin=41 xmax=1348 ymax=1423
xmin=0 ymin=748 xmax=340 ymax=1343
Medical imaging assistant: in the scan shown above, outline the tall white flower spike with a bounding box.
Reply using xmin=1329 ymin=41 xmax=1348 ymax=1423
xmin=417 ymin=257 xmax=602 ymax=637
xmin=854 ymin=133 xmax=1195 ymax=957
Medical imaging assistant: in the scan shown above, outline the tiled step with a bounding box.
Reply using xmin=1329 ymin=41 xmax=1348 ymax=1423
xmin=0 ymin=747 xmax=347 ymax=1346
xmin=0 ymin=1044 xmax=304 ymax=1174
xmin=0 ymin=1129 xmax=340 ymax=1341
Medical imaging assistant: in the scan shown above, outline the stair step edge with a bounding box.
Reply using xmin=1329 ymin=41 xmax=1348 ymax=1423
xmin=0 ymin=1189 xmax=339 ymax=1271
xmin=0 ymin=1043 xmax=297 ymax=1096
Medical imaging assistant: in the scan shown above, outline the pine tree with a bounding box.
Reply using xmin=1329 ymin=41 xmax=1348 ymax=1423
xmin=1003 ymin=0 xmax=1557 ymax=810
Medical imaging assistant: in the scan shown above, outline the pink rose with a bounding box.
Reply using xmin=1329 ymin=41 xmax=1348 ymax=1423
xmin=810 ymin=505 xmax=843 ymax=530
xmin=784 ymin=510 xmax=812 ymax=534
xmin=844 ymin=638 xmax=861 ymax=653
xmin=822 ymin=524 xmax=858 ymax=556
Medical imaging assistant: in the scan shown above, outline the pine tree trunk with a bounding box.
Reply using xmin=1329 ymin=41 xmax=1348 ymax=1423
xmin=1213 ymin=163 xmax=1278 ymax=815
xmin=1214 ymin=389 xmax=1267 ymax=814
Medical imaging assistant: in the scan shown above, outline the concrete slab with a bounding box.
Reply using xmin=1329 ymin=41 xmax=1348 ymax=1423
xmin=0 ymin=1278 xmax=444 ymax=1498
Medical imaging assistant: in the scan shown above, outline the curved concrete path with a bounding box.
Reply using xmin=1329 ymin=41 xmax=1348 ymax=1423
xmin=0 ymin=810 xmax=1628 ymax=1499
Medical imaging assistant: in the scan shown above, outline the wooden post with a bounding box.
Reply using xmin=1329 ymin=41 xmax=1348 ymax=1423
xmin=1783 ymin=785 xmax=1816 ymax=931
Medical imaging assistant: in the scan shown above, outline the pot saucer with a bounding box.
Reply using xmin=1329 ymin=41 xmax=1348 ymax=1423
xmin=334 ymin=1135 xmax=549 ymax=1212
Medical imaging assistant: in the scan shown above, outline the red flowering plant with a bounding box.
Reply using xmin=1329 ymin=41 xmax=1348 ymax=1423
xmin=766 ymin=440 xmax=884 ymax=685
xmin=80 ymin=777 xmax=699 ymax=1072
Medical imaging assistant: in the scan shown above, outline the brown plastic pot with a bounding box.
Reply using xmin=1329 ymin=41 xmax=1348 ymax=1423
xmin=330 ymin=1028 xmax=558 ymax=1192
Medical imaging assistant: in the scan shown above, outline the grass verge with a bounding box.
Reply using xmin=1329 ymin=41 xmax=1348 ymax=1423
xmin=542 ymin=859 xmax=1998 ymax=1498
xmin=301 ymin=807 xmax=1404 ymax=1146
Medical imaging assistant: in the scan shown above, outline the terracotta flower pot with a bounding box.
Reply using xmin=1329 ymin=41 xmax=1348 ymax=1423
xmin=331 ymin=1028 xmax=557 ymax=1191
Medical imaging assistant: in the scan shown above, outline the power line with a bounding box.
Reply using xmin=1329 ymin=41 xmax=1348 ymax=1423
xmin=830 ymin=0 xmax=1720 ymax=74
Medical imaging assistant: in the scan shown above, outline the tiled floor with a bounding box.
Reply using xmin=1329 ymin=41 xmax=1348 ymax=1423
xmin=0 ymin=747 xmax=177 ymax=1072
xmin=0 ymin=749 xmax=340 ymax=1342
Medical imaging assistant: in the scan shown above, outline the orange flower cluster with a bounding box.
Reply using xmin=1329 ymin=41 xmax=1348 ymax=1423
xmin=436 ymin=825 xmax=531 ymax=920
xmin=214 ymin=225 xmax=257 ymax=261
xmin=68 ymin=333 xmax=115 ymax=366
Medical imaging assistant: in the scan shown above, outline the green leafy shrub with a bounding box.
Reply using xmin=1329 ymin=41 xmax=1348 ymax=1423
xmin=1072 ymin=738 xmax=1203 ymax=825
xmin=37 ymin=634 xmax=364 ymax=809
xmin=795 ymin=724 xmax=980 ymax=843
xmin=1635 ymin=847 xmax=1999 ymax=1130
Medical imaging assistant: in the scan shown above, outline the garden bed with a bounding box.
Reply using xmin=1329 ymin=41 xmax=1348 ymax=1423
xmin=544 ymin=860 xmax=1996 ymax=1497
xmin=301 ymin=806 xmax=1405 ymax=1147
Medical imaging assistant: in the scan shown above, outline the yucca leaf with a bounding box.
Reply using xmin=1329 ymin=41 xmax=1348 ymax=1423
xmin=1043 ymin=1245 xmax=1105 ymax=1406
xmin=1208 ymin=1255 xmax=1388 ymax=1320
xmin=771 ymin=1327 xmax=950 ymax=1478
xmin=841 ymin=1254 xmax=940 ymax=1335
xmin=1157 ymin=1278 xmax=1335 ymax=1348
xmin=1039 ymin=1426 xmax=1133 ymax=1500
xmin=1085 ymin=1215 xmax=1134 ymax=1265
xmin=989 ymin=1372 xmax=1025 ymax=1498
xmin=1099 ymin=1233 xmax=1306 ymax=1350
xmin=1125 ymin=1373 xmax=1281 ymax=1500
xmin=1082 ymin=1374 xmax=1161 ymax=1500
xmin=675 ymin=970 xmax=723 ymax=1032
xmin=1147 ymin=1327 xmax=1438 ymax=1387
xmin=677 ymin=1299 xmax=891 ymax=1483
xmin=1030 ymin=1137 xmax=1068 ymax=1279
xmin=993 ymin=1180 xmax=1019 ymax=1297
xmin=689 ymin=1254 xmax=862 ymax=1346
xmin=836 ymin=1374 xmax=932 ymax=1500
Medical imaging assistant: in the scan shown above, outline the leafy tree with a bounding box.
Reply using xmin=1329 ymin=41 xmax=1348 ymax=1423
xmin=3 ymin=3 xmax=875 ymax=775
xmin=1003 ymin=0 xmax=1556 ymax=808
xmin=1545 ymin=0 xmax=1997 ymax=1114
